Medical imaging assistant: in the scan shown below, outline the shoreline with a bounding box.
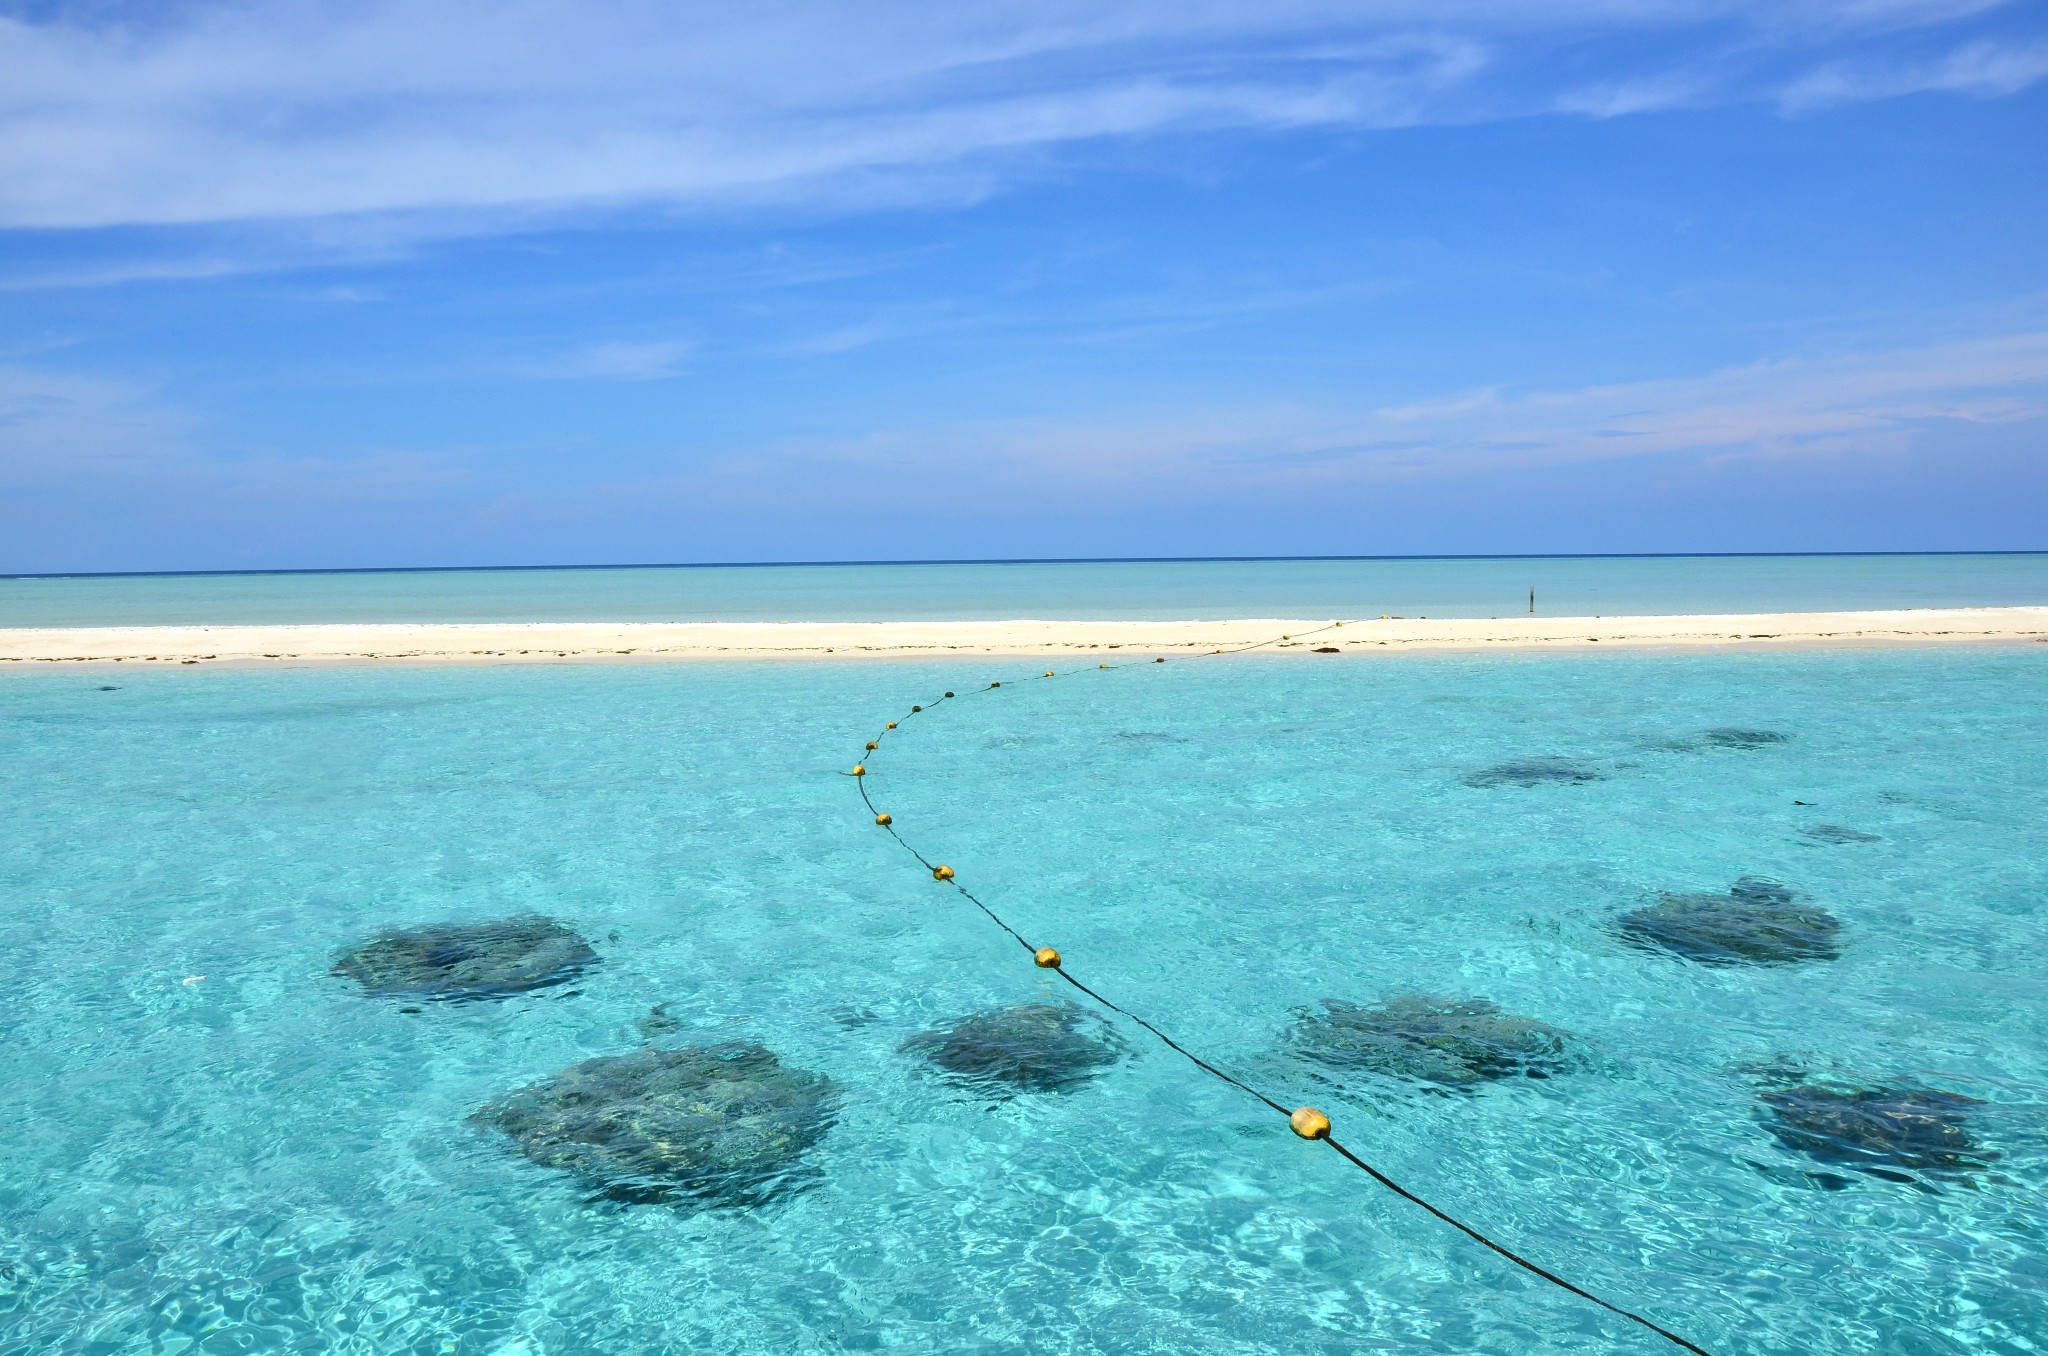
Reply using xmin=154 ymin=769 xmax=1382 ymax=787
xmin=1 ymin=608 xmax=2044 ymax=666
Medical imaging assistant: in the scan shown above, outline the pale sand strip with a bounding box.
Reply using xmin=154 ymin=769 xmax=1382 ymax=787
xmin=1 ymin=608 xmax=2044 ymax=666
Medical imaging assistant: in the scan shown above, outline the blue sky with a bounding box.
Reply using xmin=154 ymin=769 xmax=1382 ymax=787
xmin=2 ymin=1 xmax=2044 ymax=571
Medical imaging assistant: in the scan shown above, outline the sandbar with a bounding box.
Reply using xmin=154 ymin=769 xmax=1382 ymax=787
xmin=1 ymin=608 xmax=2043 ymax=666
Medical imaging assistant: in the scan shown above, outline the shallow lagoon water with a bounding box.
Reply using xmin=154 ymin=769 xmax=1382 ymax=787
xmin=2 ymin=648 xmax=2044 ymax=1353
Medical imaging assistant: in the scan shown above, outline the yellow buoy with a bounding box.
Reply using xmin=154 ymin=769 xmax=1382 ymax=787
xmin=1099 ymin=663 xmax=1109 ymax=669
xmin=1154 ymin=657 xmax=1165 ymax=664
xmin=1034 ymin=946 xmax=1061 ymax=969
xmin=1289 ymin=1106 xmax=1331 ymax=1140
xmin=851 ymin=764 xmax=865 ymax=777
xmin=865 ymin=741 xmax=878 ymax=750
xmin=886 ymin=722 xmax=897 ymax=729
xmin=944 ymin=691 xmax=954 ymax=698
xmin=875 ymin=813 xmax=892 ymax=826
xmin=1044 ymin=671 xmax=1054 ymax=677
xmin=911 ymin=705 xmax=922 ymax=713
xmin=933 ymin=864 xmax=955 ymax=881
xmin=990 ymin=681 xmax=1000 ymax=688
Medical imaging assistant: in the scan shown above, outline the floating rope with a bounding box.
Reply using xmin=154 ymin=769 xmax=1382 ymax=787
xmin=849 ymin=622 xmax=1715 ymax=1355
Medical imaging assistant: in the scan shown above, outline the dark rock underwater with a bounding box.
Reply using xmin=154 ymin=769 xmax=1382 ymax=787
xmin=473 ymin=1041 xmax=841 ymax=1208
xmin=902 ymin=1002 xmax=1123 ymax=1095
xmin=1464 ymin=757 xmax=1603 ymax=789
xmin=1288 ymin=995 xmax=1576 ymax=1089
xmin=333 ymin=916 xmax=599 ymax=1002
xmin=1757 ymin=1079 xmax=1994 ymax=1184
xmin=1614 ymin=878 xmax=1841 ymax=966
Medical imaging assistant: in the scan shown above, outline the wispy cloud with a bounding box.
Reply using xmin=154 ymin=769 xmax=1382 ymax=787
xmin=1552 ymin=69 xmax=1722 ymax=118
xmin=0 ymin=210 xmax=472 ymax=291
xmin=526 ymin=340 xmax=694 ymax=382
xmin=707 ymin=327 xmax=2048 ymax=498
xmin=1341 ymin=329 xmax=2048 ymax=476
xmin=1779 ymin=35 xmax=2048 ymax=108
xmin=0 ymin=1 xmax=2037 ymax=231
xmin=7 ymin=321 xmax=2043 ymax=568
xmin=0 ymin=363 xmax=184 ymax=489
xmin=14 ymin=323 xmax=2042 ymax=493
xmin=0 ymin=255 xmax=263 ymax=293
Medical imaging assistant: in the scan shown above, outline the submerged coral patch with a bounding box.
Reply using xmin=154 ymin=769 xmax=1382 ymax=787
xmin=1801 ymin=824 xmax=1882 ymax=844
xmin=1729 ymin=876 xmax=1795 ymax=906
xmin=1613 ymin=878 xmax=1839 ymax=966
xmin=633 ymin=1004 xmax=683 ymax=1039
xmin=1759 ymin=1081 xmax=1993 ymax=1181
xmin=1702 ymin=728 xmax=1792 ymax=749
xmin=1288 ymin=995 xmax=1575 ymax=1088
xmin=1464 ymin=757 xmax=1602 ymax=788
xmin=332 ymin=916 xmax=597 ymax=1002
xmin=902 ymin=1002 xmax=1122 ymax=1095
xmin=828 ymin=1006 xmax=880 ymax=1029
xmin=473 ymin=1041 xmax=840 ymax=1208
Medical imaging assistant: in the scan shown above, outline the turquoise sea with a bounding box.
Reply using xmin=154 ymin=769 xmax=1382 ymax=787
xmin=3 ymin=643 xmax=2044 ymax=1354
xmin=4 ymin=553 xmax=2046 ymax=627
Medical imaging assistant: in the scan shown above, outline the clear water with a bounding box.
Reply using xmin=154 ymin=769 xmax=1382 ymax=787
xmin=3 ymin=553 xmax=2046 ymax=628
xmin=3 ymin=648 xmax=2044 ymax=1354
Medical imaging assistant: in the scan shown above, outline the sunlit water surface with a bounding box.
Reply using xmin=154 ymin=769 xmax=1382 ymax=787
xmin=2 ymin=649 xmax=2044 ymax=1354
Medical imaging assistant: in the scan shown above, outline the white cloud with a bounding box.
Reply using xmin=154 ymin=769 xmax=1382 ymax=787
xmin=0 ymin=0 xmax=2035 ymax=229
xmin=1553 ymin=70 xmax=1720 ymax=118
xmin=6 ymin=321 xmax=2043 ymax=568
xmin=0 ymin=256 xmax=254 ymax=293
xmin=1374 ymin=329 xmax=2048 ymax=475
xmin=0 ymin=363 xmax=184 ymax=487
xmin=528 ymin=340 xmax=694 ymax=381
xmin=720 ymin=327 xmax=2048 ymax=496
xmin=1779 ymin=35 xmax=2048 ymax=108
xmin=11 ymin=324 xmax=2042 ymax=500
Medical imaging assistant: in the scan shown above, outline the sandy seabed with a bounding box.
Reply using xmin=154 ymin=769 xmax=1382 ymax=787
xmin=2 ymin=608 xmax=2045 ymax=667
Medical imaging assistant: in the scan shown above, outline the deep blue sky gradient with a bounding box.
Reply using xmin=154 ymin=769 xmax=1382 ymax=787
xmin=1 ymin=1 xmax=2044 ymax=571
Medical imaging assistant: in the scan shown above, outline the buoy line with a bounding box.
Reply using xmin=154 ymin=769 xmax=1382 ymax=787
xmin=848 ymin=619 xmax=1716 ymax=1355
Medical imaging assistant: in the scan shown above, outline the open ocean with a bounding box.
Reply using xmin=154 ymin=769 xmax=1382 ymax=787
xmin=2 ymin=559 xmax=2045 ymax=1353
xmin=4 ymin=552 xmax=2047 ymax=627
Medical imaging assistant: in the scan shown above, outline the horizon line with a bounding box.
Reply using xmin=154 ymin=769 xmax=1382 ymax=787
xmin=5 ymin=549 xmax=2048 ymax=583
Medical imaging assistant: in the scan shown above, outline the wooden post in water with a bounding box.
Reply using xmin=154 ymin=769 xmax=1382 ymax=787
xmin=1529 ymin=586 xmax=1535 ymax=615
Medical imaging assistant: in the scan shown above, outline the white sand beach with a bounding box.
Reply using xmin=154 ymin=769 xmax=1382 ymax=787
xmin=2 ymin=607 xmax=2044 ymax=666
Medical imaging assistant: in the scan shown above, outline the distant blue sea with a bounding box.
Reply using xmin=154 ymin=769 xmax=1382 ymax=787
xmin=3 ymin=553 xmax=2045 ymax=627
xmin=2 ymin=647 xmax=2044 ymax=1353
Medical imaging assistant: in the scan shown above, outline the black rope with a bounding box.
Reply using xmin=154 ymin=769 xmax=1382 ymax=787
xmin=849 ymin=625 xmax=1715 ymax=1355
xmin=1050 ymin=967 xmax=1293 ymax=1118
xmin=1317 ymin=1135 xmax=1711 ymax=1355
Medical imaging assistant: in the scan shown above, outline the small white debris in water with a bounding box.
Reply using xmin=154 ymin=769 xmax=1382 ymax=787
xmin=182 ymin=976 xmax=205 ymax=985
